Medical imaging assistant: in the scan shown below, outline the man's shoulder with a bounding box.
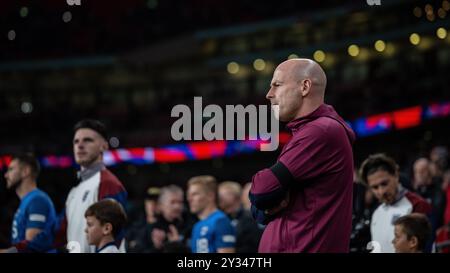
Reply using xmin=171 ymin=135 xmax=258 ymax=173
xmin=294 ymin=116 xmax=346 ymax=139
xmin=211 ymin=211 xmax=233 ymax=228
xmin=404 ymin=191 xmax=427 ymax=204
xmin=98 ymin=168 xmax=127 ymax=200
xmin=371 ymin=203 xmax=384 ymax=217
xmin=404 ymin=191 xmax=432 ymax=213
xmin=100 ymin=168 xmax=124 ymax=186
xmin=200 ymin=210 xmax=229 ymax=227
xmin=24 ymin=189 xmax=52 ymax=207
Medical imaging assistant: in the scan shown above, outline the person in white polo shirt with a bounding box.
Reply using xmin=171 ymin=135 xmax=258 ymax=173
xmin=41 ymin=119 xmax=129 ymax=253
xmin=359 ymin=153 xmax=432 ymax=253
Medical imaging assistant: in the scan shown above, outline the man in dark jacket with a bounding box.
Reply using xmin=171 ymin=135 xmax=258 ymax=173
xmin=250 ymin=58 xmax=355 ymax=253
xmin=218 ymin=181 xmax=263 ymax=253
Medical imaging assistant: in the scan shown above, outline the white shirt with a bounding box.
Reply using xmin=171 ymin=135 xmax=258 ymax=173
xmin=370 ymin=189 xmax=430 ymax=253
xmin=97 ymin=242 xmax=121 ymax=253
xmin=65 ymin=166 xmax=127 ymax=253
xmin=66 ymin=172 xmax=102 ymax=253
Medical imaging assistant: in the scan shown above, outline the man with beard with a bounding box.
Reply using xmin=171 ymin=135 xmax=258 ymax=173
xmin=360 ymin=154 xmax=432 ymax=253
xmin=1 ymin=154 xmax=56 ymax=253
xmin=10 ymin=119 xmax=127 ymax=253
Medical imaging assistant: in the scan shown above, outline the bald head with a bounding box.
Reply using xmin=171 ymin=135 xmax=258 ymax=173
xmin=276 ymin=58 xmax=327 ymax=97
xmin=413 ymin=157 xmax=431 ymax=187
xmin=267 ymin=58 xmax=327 ymax=121
xmin=414 ymin=158 xmax=430 ymax=169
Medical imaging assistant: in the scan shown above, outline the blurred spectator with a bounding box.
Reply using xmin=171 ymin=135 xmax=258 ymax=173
xmin=241 ymin=182 xmax=252 ymax=211
xmin=145 ymin=187 xmax=161 ymax=225
xmin=187 ymin=175 xmax=236 ymax=253
xmin=429 ymin=146 xmax=449 ymax=178
xmin=350 ymin=171 xmax=377 ymax=253
xmin=126 ymin=187 xmax=160 ymax=252
xmin=434 ymin=221 xmax=450 ymax=253
xmin=359 ymin=154 xmax=432 ymax=253
xmin=392 ymin=213 xmax=431 ymax=253
xmin=0 ymin=154 xmax=56 ymax=253
xmin=218 ymin=181 xmax=263 ymax=253
xmin=443 ymin=170 xmax=450 ymax=225
xmin=412 ymin=158 xmax=446 ymax=230
xmin=442 ymin=170 xmax=450 ymax=192
xmin=128 ymin=185 xmax=191 ymax=253
xmin=150 ymin=185 xmax=192 ymax=253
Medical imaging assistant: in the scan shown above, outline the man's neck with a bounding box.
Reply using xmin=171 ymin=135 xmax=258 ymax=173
xmin=78 ymin=161 xmax=104 ymax=181
xmin=80 ymin=159 xmax=103 ymax=171
xmin=413 ymin=177 xmax=432 ymax=190
xmin=224 ymin=204 xmax=241 ymax=217
xmin=386 ymin=185 xmax=404 ymax=205
xmin=16 ymin=180 xmax=37 ymax=200
xmin=198 ymin=205 xmax=217 ymax=220
xmin=97 ymin=236 xmax=116 ymax=251
xmin=294 ymin=100 xmax=323 ymax=120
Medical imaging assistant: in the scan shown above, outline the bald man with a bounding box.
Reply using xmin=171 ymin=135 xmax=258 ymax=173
xmin=249 ymin=59 xmax=355 ymax=252
xmin=412 ymin=157 xmax=446 ymax=233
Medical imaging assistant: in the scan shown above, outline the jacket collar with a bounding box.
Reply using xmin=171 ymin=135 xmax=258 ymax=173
xmin=77 ymin=162 xmax=105 ymax=182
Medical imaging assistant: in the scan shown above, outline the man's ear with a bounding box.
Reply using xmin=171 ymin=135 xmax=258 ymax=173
xmin=20 ymin=164 xmax=31 ymax=179
xmin=409 ymin=236 xmax=419 ymax=250
xmin=300 ymin=79 xmax=312 ymax=97
xmin=100 ymin=139 xmax=109 ymax=152
xmin=103 ymin=223 xmax=113 ymax=236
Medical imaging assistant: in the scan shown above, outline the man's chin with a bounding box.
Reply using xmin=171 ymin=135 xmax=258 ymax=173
xmin=75 ymin=159 xmax=94 ymax=167
xmin=6 ymin=181 xmax=20 ymax=191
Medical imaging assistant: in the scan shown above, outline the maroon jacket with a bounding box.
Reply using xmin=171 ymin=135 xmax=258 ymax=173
xmin=250 ymin=104 xmax=355 ymax=252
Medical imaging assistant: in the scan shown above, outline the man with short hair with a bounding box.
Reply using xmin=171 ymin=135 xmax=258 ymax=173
xmin=1 ymin=153 xmax=56 ymax=253
xmin=218 ymin=181 xmax=263 ymax=253
xmin=412 ymin=157 xmax=446 ymax=230
xmin=187 ymin=175 xmax=236 ymax=253
xmin=360 ymin=153 xmax=432 ymax=253
xmin=62 ymin=119 xmax=128 ymax=253
xmin=146 ymin=185 xmax=191 ymax=253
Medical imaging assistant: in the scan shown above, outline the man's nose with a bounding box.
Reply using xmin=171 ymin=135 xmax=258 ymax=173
xmin=266 ymin=88 xmax=274 ymax=100
xmin=379 ymin=188 xmax=388 ymax=197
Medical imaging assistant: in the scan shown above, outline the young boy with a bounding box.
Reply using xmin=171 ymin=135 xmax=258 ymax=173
xmin=84 ymin=199 xmax=127 ymax=253
xmin=392 ymin=213 xmax=431 ymax=253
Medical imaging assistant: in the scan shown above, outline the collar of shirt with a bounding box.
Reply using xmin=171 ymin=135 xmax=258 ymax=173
xmin=286 ymin=104 xmax=330 ymax=133
xmin=227 ymin=206 xmax=244 ymax=220
xmin=95 ymin=241 xmax=116 ymax=253
xmin=382 ymin=185 xmax=407 ymax=208
xmin=77 ymin=162 xmax=105 ymax=182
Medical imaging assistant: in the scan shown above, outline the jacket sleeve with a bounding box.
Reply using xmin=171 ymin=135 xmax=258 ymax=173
xmin=250 ymin=125 xmax=332 ymax=211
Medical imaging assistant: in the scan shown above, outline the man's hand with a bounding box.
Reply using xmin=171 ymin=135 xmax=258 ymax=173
xmin=167 ymin=225 xmax=180 ymax=242
xmin=151 ymin=228 xmax=166 ymax=250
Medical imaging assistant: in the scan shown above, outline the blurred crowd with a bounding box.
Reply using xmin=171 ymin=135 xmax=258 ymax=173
xmin=119 ymin=144 xmax=450 ymax=253
xmin=351 ymin=145 xmax=450 ymax=253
